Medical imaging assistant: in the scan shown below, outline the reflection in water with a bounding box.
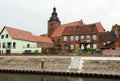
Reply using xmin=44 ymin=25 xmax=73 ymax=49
xmin=0 ymin=73 xmax=119 ymax=81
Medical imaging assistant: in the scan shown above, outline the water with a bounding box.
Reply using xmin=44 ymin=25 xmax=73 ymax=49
xmin=0 ymin=73 xmax=119 ymax=81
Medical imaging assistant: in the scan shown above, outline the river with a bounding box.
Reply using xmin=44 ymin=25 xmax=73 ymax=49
xmin=0 ymin=73 xmax=119 ymax=81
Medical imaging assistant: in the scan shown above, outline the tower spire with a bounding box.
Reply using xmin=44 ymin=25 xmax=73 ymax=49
xmin=48 ymin=7 xmax=60 ymax=23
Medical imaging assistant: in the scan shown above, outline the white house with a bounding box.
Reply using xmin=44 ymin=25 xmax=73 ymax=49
xmin=0 ymin=26 xmax=53 ymax=54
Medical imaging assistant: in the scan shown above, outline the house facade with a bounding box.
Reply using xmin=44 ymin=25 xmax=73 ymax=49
xmin=48 ymin=7 xmax=119 ymax=51
xmin=0 ymin=26 xmax=53 ymax=54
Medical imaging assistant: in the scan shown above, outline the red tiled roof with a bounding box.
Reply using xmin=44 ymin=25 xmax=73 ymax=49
xmin=76 ymin=22 xmax=105 ymax=35
xmin=34 ymin=36 xmax=53 ymax=43
xmin=51 ymin=20 xmax=105 ymax=37
xmin=1 ymin=26 xmax=53 ymax=43
xmin=95 ymin=22 xmax=105 ymax=32
xmin=4 ymin=26 xmax=37 ymax=42
xmin=51 ymin=20 xmax=84 ymax=37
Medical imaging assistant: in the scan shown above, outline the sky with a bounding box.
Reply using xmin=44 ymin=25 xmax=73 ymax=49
xmin=0 ymin=0 xmax=120 ymax=35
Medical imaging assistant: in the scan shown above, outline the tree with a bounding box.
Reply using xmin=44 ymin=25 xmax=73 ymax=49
xmin=111 ymin=24 xmax=120 ymax=32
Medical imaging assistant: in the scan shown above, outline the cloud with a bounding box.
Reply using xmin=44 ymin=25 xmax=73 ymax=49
xmin=0 ymin=0 xmax=120 ymax=35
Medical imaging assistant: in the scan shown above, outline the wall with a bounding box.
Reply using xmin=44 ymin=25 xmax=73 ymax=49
xmin=0 ymin=28 xmax=41 ymax=54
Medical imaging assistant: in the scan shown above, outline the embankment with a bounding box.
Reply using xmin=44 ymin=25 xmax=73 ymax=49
xmin=0 ymin=56 xmax=120 ymax=78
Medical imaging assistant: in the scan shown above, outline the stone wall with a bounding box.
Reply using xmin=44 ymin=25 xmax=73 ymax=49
xmin=82 ymin=60 xmax=120 ymax=75
xmin=0 ymin=57 xmax=71 ymax=72
xmin=0 ymin=56 xmax=120 ymax=76
xmin=102 ymin=49 xmax=120 ymax=56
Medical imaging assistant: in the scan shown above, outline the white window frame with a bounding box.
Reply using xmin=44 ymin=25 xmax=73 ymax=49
xmin=87 ymin=44 xmax=90 ymax=48
xmin=93 ymin=35 xmax=97 ymax=40
xmin=64 ymin=36 xmax=67 ymax=41
xmin=75 ymin=36 xmax=79 ymax=41
xmin=80 ymin=35 xmax=84 ymax=40
xmin=93 ymin=44 xmax=97 ymax=49
xmin=70 ymin=36 xmax=74 ymax=41
xmin=70 ymin=44 xmax=74 ymax=50
xmin=86 ymin=35 xmax=90 ymax=39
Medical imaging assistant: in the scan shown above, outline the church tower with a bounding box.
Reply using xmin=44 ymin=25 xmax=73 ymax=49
xmin=48 ymin=7 xmax=61 ymax=37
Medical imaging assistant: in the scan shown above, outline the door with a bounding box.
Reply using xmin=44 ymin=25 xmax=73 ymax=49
xmin=6 ymin=50 xmax=11 ymax=54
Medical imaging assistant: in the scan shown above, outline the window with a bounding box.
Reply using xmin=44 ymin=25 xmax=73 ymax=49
xmin=93 ymin=44 xmax=97 ymax=49
xmin=64 ymin=45 xmax=68 ymax=50
xmin=2 ymin=43 xmax=5 ymax=48
xmin=13 ymin=42 xmax=16 ymax=48
xmin=75 ymin=36 xmax=79 ymax=41
xmin=27 ymin=44 xmax=30 ymax=48
xmin=7 ymin=42 xmax=11 ymax=48
xmin=86 ymin=35 xmax=90 ymax=39
xmin=64 ymin=36 xmax=67 ymax=41
xmin=93 ymin=35 xmax=97 ymax=40
xmin=81 ymin=44 xmax=84 ymax=49
xmin=70 ymin=36 xmax=74 ymax=41
xmin=70 ymin=44 xmax=74 ymax=50
xmin=6 ymin=34 xmax=8 ymax=38
xmin=1 ymin=35 xmax=4 ymax=39
xmin=87 ymin=44 xmax=90 ymax=48
xmin=80 ymin=35 xmax=84 ymax=39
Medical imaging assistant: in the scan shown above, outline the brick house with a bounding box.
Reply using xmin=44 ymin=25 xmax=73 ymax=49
xmin=48 ymin=7 xmax=119 ymax=51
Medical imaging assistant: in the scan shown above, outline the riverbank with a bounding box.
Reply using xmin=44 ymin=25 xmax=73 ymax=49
xmin=0 ymin=56 xmax=120 ymax=78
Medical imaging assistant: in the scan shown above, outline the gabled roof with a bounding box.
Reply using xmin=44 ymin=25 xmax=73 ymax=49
xmin=51 ymin=20 xmax=84 ymax=37
xmin=75 ymin=22 xmax=105 ymax=35
xmin=98 ymin=32 xmax=117 ymax=42
xmin=95 ymin=22 xmax=105 ymax=32
xmin=1 ymin=26 xmax=53 ymax=43
xmin=34 ymin=36 xmax=53 ymax=43
xmin=2 ymin=26 xmax=37 ymax=42
xmin=52 ymin=21 xmax=105 ymax=36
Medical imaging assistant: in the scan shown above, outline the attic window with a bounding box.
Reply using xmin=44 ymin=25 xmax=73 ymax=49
xmin=6 ymin=34 xmax=8 ymax=38
xmin=1 ymin=35 xmax=4 ymax=39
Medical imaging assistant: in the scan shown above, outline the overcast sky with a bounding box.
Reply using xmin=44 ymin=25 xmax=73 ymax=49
xmin=0 ymin=0 xmax=120 ymax=35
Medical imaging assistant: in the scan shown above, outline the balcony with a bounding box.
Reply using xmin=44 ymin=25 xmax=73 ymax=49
xmin=80 ymin=39 xmax=92 ymax=43
xmin=3 ymin=46 xmax=12 ymax=49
